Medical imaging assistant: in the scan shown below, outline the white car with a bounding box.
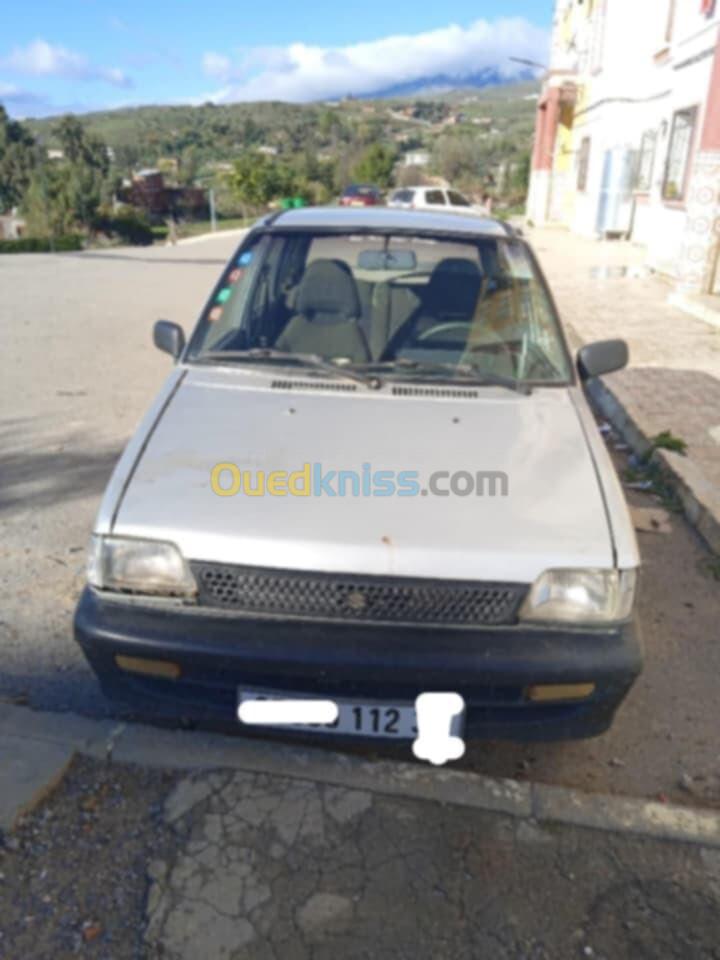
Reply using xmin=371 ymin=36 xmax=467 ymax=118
xmin=75 ymin=206 xmax=641 ymax=746
xmin=388 ymin=185 xmax=486 ymax=214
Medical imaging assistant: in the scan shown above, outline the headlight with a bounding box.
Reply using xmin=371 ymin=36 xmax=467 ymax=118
xmin=87 ymin=536 xmax=196 ymax=598
xmin=519 ymin=569 xmax=636 ymax=625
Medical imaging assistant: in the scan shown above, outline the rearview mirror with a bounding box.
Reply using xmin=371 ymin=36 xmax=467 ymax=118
xmin=577 ymin=339 xmax=628 ymax=380
xmin=357 ymin=250 xmax=417 ymax=271
xmin=154 ymin=320 xmax=185 ymax=360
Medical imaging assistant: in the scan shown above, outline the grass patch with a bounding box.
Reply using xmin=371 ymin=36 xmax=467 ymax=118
xmin=623 ymin=460 xmax=683 ymax=513
xmin=647 ymin=430 xmax=688 ymax=458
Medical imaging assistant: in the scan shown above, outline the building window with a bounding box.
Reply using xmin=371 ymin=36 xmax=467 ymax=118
xmin=577 ymin=137 xmax=591 ymax=191
xmin=662 ymin=107 xmax=698 ymax=202
xmin=634 ymin=131 xmax=657 ymax=192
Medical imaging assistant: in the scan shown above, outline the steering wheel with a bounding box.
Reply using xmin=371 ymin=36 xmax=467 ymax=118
xmin=381 ymin=316 xmax=472 ymax=361
xmin=416 ymin=321 xmax=472 ymax=345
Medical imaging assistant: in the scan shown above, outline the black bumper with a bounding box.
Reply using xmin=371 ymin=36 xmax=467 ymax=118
xmin=74 ymin=587 xmax=642 ymax=742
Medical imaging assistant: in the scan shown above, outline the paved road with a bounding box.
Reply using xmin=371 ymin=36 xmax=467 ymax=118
xmin=1 ymin=232 xmax=719 ymax=808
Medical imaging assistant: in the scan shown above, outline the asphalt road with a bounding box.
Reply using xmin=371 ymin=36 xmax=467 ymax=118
xmin=1 ymin=231 xmax=719 ymax=808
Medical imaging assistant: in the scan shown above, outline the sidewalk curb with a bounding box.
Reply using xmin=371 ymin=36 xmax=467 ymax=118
xmin=0 ymin=733 xmax=74 ymax=831
xmin=587 ymin=376 xmax=720 ymax=555
xmin=174 ymin=227 xmax=248 ymax=246
xmin=1 ymin=703 xmax=719 ymax=847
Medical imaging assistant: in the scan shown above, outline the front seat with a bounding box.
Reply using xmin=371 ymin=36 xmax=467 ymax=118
xmin=275 ymin=259 xmax=370 ymax=363
xmin=381 ymin=258 xmax=483 ymax=359
xmin=418 ymin=258 xmax=483 ymax=326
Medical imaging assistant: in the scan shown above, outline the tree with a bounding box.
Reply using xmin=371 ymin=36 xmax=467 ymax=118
xmin=510 ymin=150 xmax=531 ymax=196
xmin=178 ymin=145 xmax=200 ymax=186
xmin=228 ymin=152 xmax=293 ymax=215
xmin=395 ymin=164 xmax=428 ymax=188
xmin=433 ymin=135 xmax=480 ymax=185
xmin=0 ymin=106 xmax=36 ymax=212
xmin=52 ymin=114 xmax=111 ymax=229
xmin=23 ymin=165 xmax=75 ymax=238
xmin=351 ymin=143 xmax=397 ymax=188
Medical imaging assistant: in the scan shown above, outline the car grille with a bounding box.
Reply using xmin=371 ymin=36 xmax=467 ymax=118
xmin=190 ymin=563 xmax=527 ymax=626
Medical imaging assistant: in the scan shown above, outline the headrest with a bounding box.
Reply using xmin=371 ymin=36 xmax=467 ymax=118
xmin=296 ymin=259 xmax=361 ymax=323
xmin=425 ymin=258 xmax=483 ymax=315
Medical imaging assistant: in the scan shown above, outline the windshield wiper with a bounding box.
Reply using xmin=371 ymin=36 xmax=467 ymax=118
xmin=359 ymin=359 xmax=532 ymax=395
xmin=192 ymin=348 xmax=382 ymax=389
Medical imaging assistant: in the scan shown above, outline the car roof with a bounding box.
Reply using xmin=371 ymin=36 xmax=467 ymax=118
xmin=260 ymin=205 xmax=508 ymax=238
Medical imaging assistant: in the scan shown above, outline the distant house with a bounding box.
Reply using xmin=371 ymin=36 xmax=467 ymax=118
xmin=46 ymin=148 xmax=64 ymax=161
xmin=0 ymin=211 xmax=25 ymax=239
xmin=402 ymin=150 xmax=431 ymax=167
xmin=117 ymin=169 xmax=206 ymax=220
xmin=256 ymin=145 xmax=279 ymax=157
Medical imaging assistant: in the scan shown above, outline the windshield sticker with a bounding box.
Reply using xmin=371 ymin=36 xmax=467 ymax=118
xmin=216 ymin=287 xmax=232 ymax=304
xmin=228 ymin=268 xmax=243 ymax=284
xmin=238 ymin=251 xmax=253 ymax=266
xmin=208 ymin=306 xmax=223 ymax=323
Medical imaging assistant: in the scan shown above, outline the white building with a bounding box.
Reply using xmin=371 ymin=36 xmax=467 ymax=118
xmin=402 ymin=150 xmax=431 ymax=167
xmin=527 ymin=0 xmax=720 ymax=295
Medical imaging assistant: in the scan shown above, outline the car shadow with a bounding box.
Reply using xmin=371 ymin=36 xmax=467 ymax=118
xmin=0 ymin=419 xmax=123 ymax=513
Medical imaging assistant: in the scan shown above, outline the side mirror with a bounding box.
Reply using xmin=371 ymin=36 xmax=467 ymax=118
xmin=154 ymin=320 xmax=185 ymax=360
xmin=577 ymin=339 xmax=628 ymax=380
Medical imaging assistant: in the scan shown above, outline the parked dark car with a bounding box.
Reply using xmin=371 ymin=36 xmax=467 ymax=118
xmin=339 ymin=184 xmax=383 ymax=207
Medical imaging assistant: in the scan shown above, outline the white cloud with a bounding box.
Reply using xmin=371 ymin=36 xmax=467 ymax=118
xmin=201 ymin=17 xmax=547 ymax=102
xmin=202 ymin=51 xmax=232 ymax=79
xmin=1 ymin=38 xmax=132 ymax=88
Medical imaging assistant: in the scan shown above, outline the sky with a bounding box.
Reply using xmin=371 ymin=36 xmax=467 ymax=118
xmin=0 ymin=1 xmax=552 ymax=118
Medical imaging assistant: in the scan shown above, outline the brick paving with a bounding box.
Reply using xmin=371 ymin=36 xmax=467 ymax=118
xmin=530 ymin=224 xmax=720 ymax=516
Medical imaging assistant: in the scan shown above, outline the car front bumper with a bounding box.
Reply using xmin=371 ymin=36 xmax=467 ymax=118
xmin=74 ymin=586 xmax=642 ymax=742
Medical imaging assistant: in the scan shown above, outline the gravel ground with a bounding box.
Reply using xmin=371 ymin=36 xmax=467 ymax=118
xmin=0 ymin=756 xmax=178 ymax=960
xmin=1 ymin=755 xmax=719 ymax=960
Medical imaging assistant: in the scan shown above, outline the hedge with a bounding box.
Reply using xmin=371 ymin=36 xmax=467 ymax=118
xmin=0 ymin=234 xmax=84 ymax=254
xmin=93 ymin=211 xmax=155 ymax=246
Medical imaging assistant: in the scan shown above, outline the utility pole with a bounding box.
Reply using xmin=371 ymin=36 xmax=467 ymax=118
xmin=209 ymin=187 xmax=217 ymax=232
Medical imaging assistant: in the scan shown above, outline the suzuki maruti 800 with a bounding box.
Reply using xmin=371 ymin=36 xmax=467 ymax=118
xmin=75 ymin=207 xmax=641 ymax=744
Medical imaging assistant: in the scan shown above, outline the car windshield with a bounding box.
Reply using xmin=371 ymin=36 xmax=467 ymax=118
xmin=187 ymin=230 xmax=573 ymax=385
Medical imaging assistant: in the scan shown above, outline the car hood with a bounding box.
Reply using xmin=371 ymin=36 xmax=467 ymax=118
xmin=113 ymin=367 xmax=614 ymax=583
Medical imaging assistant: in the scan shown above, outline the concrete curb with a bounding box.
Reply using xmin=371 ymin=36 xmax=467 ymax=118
xmin=0 ymin=734 xmax=74 ymax=831
xmin=175 ymin=227 xmax=248 ymax=246
xmin=1 ymin=703 xmax=719 ymax=847
xmin=668 ymin=291 xmax=720 ymax=332
xmin=586 ymin=376 xmax=720 ymax=555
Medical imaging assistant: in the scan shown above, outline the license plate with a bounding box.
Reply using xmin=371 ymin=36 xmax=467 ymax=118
xmin=238 ymin=689 xmax=421 ymax=739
